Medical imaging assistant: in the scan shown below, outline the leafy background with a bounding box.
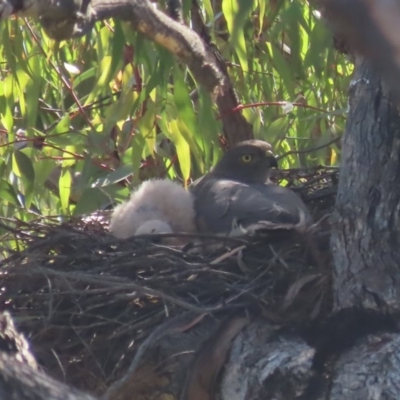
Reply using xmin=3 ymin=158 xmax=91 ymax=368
xmin=0 ymin=0 xmax=352 ymax=254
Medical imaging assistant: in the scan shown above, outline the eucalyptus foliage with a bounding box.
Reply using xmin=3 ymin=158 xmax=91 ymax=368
xmin=0 ymin=1 xmax=351 ymax=234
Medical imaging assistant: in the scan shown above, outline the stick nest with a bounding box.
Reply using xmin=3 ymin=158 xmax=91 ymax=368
xmin=0 ymin=167 xmax=337 ymax=396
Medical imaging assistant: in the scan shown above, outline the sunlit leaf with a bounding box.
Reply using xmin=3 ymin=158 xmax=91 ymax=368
xmin=138 ymin=101 xmax=157 ymax=155
xmin=222 ymin=0 xmax=255 ymax=71
xmin=92 ymin=165 xmax=133 ymax=187
xmin=62 ymin=146 xmax=78 ymax=167
xmin=0 ymin=179 xmax=19 ymax=205
xmin=12 ymin=150 xmax=35 ymax=182
xmin=59 ymin=168 xmax=72 ymax=212
xmin=159 ymin=117 xmax=191 ymax=183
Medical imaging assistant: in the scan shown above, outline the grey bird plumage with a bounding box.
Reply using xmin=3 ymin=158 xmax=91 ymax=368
xmin=190 ymin=140 xmax=311 ymax=235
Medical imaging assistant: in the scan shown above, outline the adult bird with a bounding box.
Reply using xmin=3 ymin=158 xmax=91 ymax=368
xmin=190 ymin=140 xmax=311 ymax=236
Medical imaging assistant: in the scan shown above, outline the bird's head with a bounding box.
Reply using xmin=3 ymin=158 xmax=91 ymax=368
xmin=212 ymin=140 xmax=278 ymax=184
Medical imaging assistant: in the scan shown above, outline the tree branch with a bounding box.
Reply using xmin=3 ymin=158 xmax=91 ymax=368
xmin=323 ymin=0 xmax=400 ymax=100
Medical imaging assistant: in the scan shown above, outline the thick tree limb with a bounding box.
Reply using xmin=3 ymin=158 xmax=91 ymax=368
xmin=220 ymin=308 xmax=400 ymax=399
xmin=181 ymin=314 xmax=250 ymax=400
xmin=0 ymin=0 xmax=253 ymax=146
xmin=330 ymin=55 xmax=400 ymax=310
xmin=0 ymin=311 xmax=97 ymax=400
xmin=323 ymin=0 xmax=400 ymax=100
xmin=330 ymin=332 xmax=400 ymax=399
xmin=221 ymin=320 xmax=316 ymax=399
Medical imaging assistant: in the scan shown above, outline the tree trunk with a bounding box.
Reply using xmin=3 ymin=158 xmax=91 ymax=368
xmin=220 ymin=319 xmax=400 ymax=400
xmin=331 ymin=55 xmax=400 ymax=310
xmin=217 ymin=55 xmax=400 ymax=400
xmin=4 ymin=2 xmax=400 ymax=399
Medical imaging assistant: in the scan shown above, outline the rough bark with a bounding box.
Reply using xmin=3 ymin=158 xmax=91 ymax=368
xmin=0 ymin=352 xmax=97 ymax=400
xmin=218 ymin=309 xmax=400 ymax=400
xmin=0 ymin=312 xmax=97 ymax=400
xmin=220 ymin=321 xmax=315 ymax=400
xmin=330 ymin=56 xmax=400 ymax=309
xmin=330 ymin=332 xmax=400 ymax=400
xmin=321 ymin=0 xmax=400 ymax=310
xmin=216 ymin=6 xmax=400 ymax=396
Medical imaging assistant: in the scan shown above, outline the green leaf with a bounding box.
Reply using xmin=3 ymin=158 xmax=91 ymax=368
xmin=173 ymin=68 xmax=197 ymax=134
xmin=110 ymin=21 xmax=125 ymax=78
xmin=54 ymin=114 xmax=71 ymax=135
xmin=34 ymin=159 xmax=57 ymax=187
xmin=138 ymin=101 xmax=157 ymax=155
xmin=222 ymin=0 xmax=255 ymax=72
xmin=59 ymin=169 xmax=72 ymax=212
xmin=267 ymin=117 xmax=288 ymax=146
xmin=269 ymin=42 xmax=295 ymax=98
xmin=159 ymin=118 xmax=191 ymax=182
xmin=73 ymin=188 xmax=111 ymax=216
xmin=25 ymin=53 xmax=41 ymax=132
xmin=62 ymin=145 xmax=78 ymax=168
xmin=12 ymin=150 xmax=35 ymax=208
xmin=0 ymin=179 xmax=19 ymax=205
xmin=12 ymin=150 xmax=35 ymax=182
xmin=130 ymin=135 xmax=146 ymax=184
xmin=92 ymin=165 xmax=133 ymax=188
xmin=257 ymin=0 xmax=266 ymax=36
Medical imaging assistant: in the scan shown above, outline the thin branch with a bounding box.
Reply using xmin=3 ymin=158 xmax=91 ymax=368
xmin=277 ymin=136 xmax=341 ymax=160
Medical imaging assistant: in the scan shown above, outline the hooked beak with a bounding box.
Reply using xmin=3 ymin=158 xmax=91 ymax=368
xmin=266 ymin=151 xmax=278 ymax=168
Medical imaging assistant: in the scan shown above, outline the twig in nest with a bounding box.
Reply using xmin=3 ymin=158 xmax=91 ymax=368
xmin=27 ymin=267 xmax=224 ymax=313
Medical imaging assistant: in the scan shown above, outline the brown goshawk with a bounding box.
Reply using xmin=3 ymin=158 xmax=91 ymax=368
xmin=190 ymin=140 xmax=311 ymax=236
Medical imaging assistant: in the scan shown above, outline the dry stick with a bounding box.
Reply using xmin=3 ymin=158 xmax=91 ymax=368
xmin=132 ymin=231 xmax=250 ymax=245
xmin=209 ymin=245 xmax=247 ymax=265
xmin=28 ymin=260 xmax=253 ymax=400
xmin=22 ymin=266 xmax=238 ymax=313
xmin=104 ymin=292 xmax=252 ymax=399
xmin=277 ymin=136 xmax=342 ymax=160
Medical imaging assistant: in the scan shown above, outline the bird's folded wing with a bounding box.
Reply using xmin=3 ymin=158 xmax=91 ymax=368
xmin=192 ymin=179 xmax=311 ymax=235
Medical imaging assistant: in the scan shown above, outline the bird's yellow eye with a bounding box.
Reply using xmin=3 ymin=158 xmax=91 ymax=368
xmin=241 ymin=154 xmax=253 ymax=163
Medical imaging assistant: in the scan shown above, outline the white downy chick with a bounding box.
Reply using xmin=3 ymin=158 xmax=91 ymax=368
xmin=135 ymin=220 xmax=173 ymax=235
xmin=109 ymin=179 xmax=196 ymax=241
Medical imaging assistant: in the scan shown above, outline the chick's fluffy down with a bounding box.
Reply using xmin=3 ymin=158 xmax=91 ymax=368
xmin=135 ymin=220 xmax=173 ymax=235
xmin=110 ymin=179 xmax=196 ymax=239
